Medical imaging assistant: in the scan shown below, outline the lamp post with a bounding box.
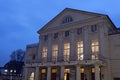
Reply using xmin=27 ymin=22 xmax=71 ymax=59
xmin=10 ymin=70 xmax=13 ymax=80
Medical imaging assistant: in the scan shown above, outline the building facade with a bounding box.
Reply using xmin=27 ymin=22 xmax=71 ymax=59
xmin=24 ymin=8 xmax=120 ymax=80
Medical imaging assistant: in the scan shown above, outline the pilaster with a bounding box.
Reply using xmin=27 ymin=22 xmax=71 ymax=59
xmin=47 ymin=66 xmax=51 ymax=80
xmin=60 ymin=66 xmax=65 ymax=80
xmin=24 ymin=67 xmax=28 ymax=80
xmin=95 ymin=65 xmax=100 ymax=80
xmin=35 ymin=67 xmax=39 ymax=80
xmin=76 ymin=65 xmax=81 ymax=80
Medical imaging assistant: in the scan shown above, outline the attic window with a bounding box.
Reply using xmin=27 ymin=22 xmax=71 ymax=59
xmin=62 ymin=16 xmax=73 ymax=24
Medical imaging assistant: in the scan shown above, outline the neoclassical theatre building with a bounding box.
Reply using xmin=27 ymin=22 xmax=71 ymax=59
xmin=25 ymin=8 xmax=120 ymax=80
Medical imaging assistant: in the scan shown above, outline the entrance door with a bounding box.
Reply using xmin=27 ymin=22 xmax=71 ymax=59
xmin=51 ymin=73 xmax=57 ymax=80
xmin=51 ymin=68 xmax=57 ymax=80
xmin=64 ymin=73 xmax=69 ymax=80
xmin=41 ymin=73 xmax=47 ymax=80
xmin=64 ymin=69 xmax=70 ymax=80
xmin=40 ymin=68 xmax=47 ymax=80
xmin=81 ymin=67 xmax=85 ymax=80
xmin=81 ymin=73 xmax=85 ymax=80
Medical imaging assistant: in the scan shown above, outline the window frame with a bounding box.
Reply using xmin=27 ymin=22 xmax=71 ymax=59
xmin=62 ymin=16 xmax=73 ymax=24
xmin=44 ymin=35 xmax=48 ymax=41
xmin=77 ymin=41 xmax=84 ymax=60
xmin=42 ymin=47 xmax=48 ymax=62
xmin=52 ymin=44 xmax=58 ymax=62
xmin=53 ymin=33 xmax=58 ymax=39
xmin=91 ymin=25 xmax=97 ymax=32
xmin=65 ymin=30 xmax=70 ymax=37
xmin=77 ymin=28 xmax=82 ymax=35
xmin=91 ymin=39 xmax=99 ymax=60
xmin=63 ymin=43 xmax=70 ymax=61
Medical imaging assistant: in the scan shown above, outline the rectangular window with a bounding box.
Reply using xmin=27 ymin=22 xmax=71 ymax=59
xmin=52 ymin=45 xmax=58 ymax=62
xmin=80 ymin=68 xmax=84 ymax=73
xmin=77 ymin=28 xmax=82 ymax=34
xmin=44 ymin=35 xmax=48 ymax=41
xmin=54 ymin=33 xmax=58 ymax=39
xmin=91 ymin=39 xmax=99 ymax=59
xmin=77 ymin=41 xmax=83 ymax=60
xmin=65 ymin=31 xmax=70 ymax=37
xmin=42 ymin=47 xmax=47 ymax=62
xmin=63 ymin=43 xmax=70 ymax=61
xmin=91 ymin=25 xmax=97 ymax=32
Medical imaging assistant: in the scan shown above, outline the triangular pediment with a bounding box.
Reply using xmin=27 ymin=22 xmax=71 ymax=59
xmin=38 ymin=8 xmax=115 ymax=34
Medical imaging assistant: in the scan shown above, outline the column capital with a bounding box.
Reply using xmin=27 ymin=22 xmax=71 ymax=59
xmin=76 ymin=64 xmax=81 ymax=67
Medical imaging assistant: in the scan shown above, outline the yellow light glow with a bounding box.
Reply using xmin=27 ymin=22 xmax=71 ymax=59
xmin=41 ymin=69 xmax=46 ymax=73
xmin=80 ymin=68 xmax=84 ymax=73
xmin=91 ymin=68 xmax=95 ymax=73
xmin=52 ymin=69 xmax=57 ymax=73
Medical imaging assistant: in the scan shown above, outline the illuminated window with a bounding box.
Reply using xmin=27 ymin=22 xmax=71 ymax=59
xmin=52 ymin=45 xmax=58 ymax=61
xmin=63 ymin=43 xmax=70 ymax=61
xmin=77 ymin=41 xmax=83 ymax=60
xmin=52 ymin=68 xmax=57 ymax=73
xmin=91 ymin=67 xmax=100 ymax=73
xmin=91 ymin=68 xmax=95 ymax=73
xmin=64 ymin=69 xmax=70 ymax=80
xmin=80 ymin=68 xmax=84 ymax=73
xmin=91 ymin=39 xmax=99 ymax=59
xmin=64 ymin=69 xmax=70 ymax=73
xmin=30 ymin=72 xmax=34 ymax=80
xmin=41 ymin=69 xmax=46 ymax=74
xmin=42 ymin=47 xmax=47 ymax=62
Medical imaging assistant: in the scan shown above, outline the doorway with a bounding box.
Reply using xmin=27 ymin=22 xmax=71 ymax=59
xmin=64 ymin=69 xmax=70 ymax=80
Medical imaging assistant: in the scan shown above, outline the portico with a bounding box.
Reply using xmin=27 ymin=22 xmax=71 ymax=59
xmin=25 ymin=60 xmax=103 ymax=80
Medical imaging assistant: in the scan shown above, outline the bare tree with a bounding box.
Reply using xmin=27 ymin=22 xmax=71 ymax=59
xmin=10 ymin=49 xmax=25 ymax=62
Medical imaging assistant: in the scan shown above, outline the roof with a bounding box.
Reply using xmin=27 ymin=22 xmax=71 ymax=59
xmin=37 ymin=8 xmax=117 ymax=34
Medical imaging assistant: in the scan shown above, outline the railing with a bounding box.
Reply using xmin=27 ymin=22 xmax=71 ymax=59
xmin=25 ymin=54 xmax=106 ymax=64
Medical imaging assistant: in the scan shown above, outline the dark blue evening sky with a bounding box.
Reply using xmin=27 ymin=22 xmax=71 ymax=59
xmin=0 ymin=0 xmax=120 ymax=66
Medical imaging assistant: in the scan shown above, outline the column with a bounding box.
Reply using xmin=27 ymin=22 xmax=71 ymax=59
xmin=60 ymin=66 xmax=64 ymax=80
xmin=83 ymin=26 xmax=91 ymax=60
xmin=95 ymin=65 xmax=100 ymax=80
xmin=70 ymin=30 xmax=76 ymax=61
xmin=76 ymin=65 xmax=81 ymax=80
xmin=47 ymin=34 xmax=52 ymax=62
xmin=24 ymin=67 xmax=28 ymax=80
xmin=35 ymin=67 xmax=39 ymax=80
xmin=58 ymin=32 xmax=63 ymax=61
xmin=47 ymin=67 xmax=51 ymax=80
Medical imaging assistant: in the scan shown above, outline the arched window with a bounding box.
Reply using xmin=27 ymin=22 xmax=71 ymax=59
xmin=30 ymin=72 xmax=35 ymax=80
xmin=62 ymin=16 xmax=73 ymax=24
